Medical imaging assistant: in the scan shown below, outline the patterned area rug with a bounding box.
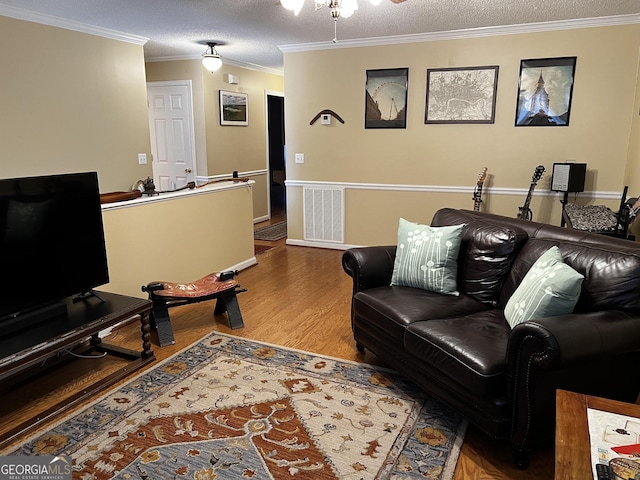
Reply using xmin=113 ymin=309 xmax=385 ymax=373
xmin=5 ymin=333 xmax=467 ymax=479
xmin=254 ymin=221 xmax=287 ymax=241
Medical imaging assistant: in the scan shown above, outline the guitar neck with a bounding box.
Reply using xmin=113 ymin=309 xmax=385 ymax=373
xmin=518 ymin=166 xmax=544 ymax=220
xmin=472 ymin=167 xmax=487 ymax=212
xmin=518 ymin=185 xmax=536 ymax=219
xmin=473 ymin=185 xmax=483 ymax=211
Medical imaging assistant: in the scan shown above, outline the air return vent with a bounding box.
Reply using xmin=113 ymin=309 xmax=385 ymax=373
xmin=303 ymin=186 xmax=344 ymax=243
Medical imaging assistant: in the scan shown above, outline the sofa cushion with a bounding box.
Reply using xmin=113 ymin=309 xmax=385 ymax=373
xmin=431 ymin=209 xmax=529 ymax=305
xmin=353 ymin=286 xmax=490 ymax=339
xmin=404 ymin=310 xmax=511 ymax=399
xmin=504 ymin=246 xmax=584 ymax=328
xmin=501 ymin=238 xmax=640 ymax=312
xmin=390 ymin=218 xmax=464 ymax=295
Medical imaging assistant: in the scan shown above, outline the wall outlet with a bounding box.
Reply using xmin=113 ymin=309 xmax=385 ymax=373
xmin=138 ymin=153 xmax=147 ymax=165
xmin=295 ymin=153 xmax=304 ymax=164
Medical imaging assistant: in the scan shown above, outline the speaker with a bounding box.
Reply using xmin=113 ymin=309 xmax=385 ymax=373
xmin=551 ymin=163 xmax=586 ymax=192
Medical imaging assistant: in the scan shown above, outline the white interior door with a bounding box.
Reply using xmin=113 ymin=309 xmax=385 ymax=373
xmin=147 ymin=81 xmax=196 ymax=191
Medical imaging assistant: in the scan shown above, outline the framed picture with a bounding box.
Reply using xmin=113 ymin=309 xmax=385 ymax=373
xmin=219 ymin=90 xmax=248 ymax=126
xmin=424 ymin=65 xmax=499 ymax=124
xmin=365 ymin=68 xmax=408 ymax=129
xmin=514 ymin=57 xmax=577 ymax=127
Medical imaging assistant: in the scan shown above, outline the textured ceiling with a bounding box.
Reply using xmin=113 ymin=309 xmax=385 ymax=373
xmin=0 ymin=0 xmax=638 ymax=73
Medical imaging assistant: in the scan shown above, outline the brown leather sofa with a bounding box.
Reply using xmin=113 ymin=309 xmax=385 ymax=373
xmin=342 ymin=208 xmax=640 ymax=467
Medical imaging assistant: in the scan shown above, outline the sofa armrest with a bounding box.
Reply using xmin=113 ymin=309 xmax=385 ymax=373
xmin=342 ymin=246 xmax=396 ymax=295
xmin=507 ymin=310 xmax=640 ymax=369
xmin=506 ymin=310 xmax=640 ymax=450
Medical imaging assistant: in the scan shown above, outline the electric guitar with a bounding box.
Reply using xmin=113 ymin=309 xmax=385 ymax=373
xmin=517 ymin=165 xmax=545 ymax=220
xmin=473 ymin=167 xmax=488 ymax=211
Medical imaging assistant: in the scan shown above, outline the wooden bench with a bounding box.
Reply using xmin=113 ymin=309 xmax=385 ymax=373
xmin=142 ymin=272 xmax=246 ymax=346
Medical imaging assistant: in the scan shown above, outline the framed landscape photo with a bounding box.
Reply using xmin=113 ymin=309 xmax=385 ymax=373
xmin=365 ymin=68 xmax=408 ymax=129
xmin=425 ymin=65 xmax=499 ymax=124
xmin=514 ymin=56 xmax=577 ymax=127
xmin=219 ymin=90 xmax=248 ymax=126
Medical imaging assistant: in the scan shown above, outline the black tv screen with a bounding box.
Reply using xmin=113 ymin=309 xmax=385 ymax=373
xmin=0 ymin=172 xmax=109 ymax=325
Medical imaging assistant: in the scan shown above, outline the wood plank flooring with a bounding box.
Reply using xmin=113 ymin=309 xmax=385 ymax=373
xmin=0 ymin=216 xmax=554 ymax=478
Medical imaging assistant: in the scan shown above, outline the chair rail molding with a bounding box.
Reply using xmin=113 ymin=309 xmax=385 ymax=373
xmin=284 ymin=179 xmax=621 ymax=200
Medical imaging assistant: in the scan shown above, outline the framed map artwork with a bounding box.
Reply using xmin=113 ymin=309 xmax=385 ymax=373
xmin=365 ymin=68 xmax=409 ymax=129
xmin=425 ymin=66 xmax=499 ymax=124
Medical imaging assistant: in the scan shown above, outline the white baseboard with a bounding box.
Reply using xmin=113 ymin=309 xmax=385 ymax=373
xmin=227 ymin=256 xmax=258 ymax=272
xmin=286 ymin=239 xmax=362 ymax=250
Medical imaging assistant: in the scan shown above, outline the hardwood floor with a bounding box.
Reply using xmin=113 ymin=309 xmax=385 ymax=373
xmin=0 ymin=222 xmax=554 ymax=478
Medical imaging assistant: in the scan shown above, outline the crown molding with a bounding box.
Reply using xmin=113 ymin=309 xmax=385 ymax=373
xmin=145 ymin=54 xmax=283 ymax=77
xmin=279 ymin=13 xmax=640 ymax=53
xmin=0 ymin=4 xmax=281 ymax=74
xmin=0 ymin=4 xmax=148 ymax=45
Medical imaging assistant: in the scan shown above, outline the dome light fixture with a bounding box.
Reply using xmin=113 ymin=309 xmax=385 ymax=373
xmin=202 ymin=42 xmax=223 ymax=73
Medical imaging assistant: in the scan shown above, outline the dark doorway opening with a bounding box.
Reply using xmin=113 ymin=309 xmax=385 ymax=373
xmin=267 ymin=94 xmax=286 ymax=219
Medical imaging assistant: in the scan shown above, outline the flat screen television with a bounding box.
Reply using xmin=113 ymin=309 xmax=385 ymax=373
xmin=0 ymin=172 xmax=109 ymax=333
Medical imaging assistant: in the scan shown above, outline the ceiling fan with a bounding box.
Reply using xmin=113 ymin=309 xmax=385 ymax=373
xmin=277 ymin=0 xmax=407 ymax=11
xmin=280 ymin=0 xmax=408 ymax=41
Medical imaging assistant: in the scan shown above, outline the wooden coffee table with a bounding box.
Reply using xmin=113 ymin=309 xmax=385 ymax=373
xmin=555 ymin=389 xmax=640 ymax=479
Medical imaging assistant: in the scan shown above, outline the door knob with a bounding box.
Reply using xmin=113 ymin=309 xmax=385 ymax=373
xmin=185 ymin=168 xmax=192 ymax=173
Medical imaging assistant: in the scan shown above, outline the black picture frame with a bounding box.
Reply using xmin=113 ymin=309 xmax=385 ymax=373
xmin=425 ymin=65 xmax=499 ymax=124
xmin=514 ymin=57 xmax=577 ymax=127
xmin=219 ymin=90 xmax=248 ymax=126
xmin=365 ymin=68 xmax=408 ymax=129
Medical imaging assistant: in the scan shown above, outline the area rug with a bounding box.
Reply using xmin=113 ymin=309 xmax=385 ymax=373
xmin=254 ymin=220 xmax=287 ymax=241
xmin=5 ymin=333 xmax=467 ymax=479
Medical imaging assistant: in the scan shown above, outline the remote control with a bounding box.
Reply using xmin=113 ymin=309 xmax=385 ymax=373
xmin=596 ymin=463 xmax=615 ymax=480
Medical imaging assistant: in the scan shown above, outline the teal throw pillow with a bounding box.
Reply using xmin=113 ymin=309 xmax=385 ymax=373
xmin=504 ymin=246 xmax=584 ymax=329
xmin=390 ymin=218 xmax=465 ymax=296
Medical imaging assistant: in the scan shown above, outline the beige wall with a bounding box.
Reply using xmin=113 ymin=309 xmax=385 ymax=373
xmin=0 ymin=16 xmax=152 ymax=192
xmin=145 ymin=60 xmax=284 ymax=221
xmin=3 ymin=14 xmax=639 ymax=248
xmin=101 ymin=184 xmax=255 ymax=299
xmin=283 ymin=23 xmax=640 ymax=246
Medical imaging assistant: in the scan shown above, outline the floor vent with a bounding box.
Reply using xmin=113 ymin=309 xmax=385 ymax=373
xmin=303 ymin=186 xmax=344 ymax=243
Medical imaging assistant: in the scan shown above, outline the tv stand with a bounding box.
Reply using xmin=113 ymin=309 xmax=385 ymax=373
xmin=0 ymin=300 xmax=68 ymax=337
xmin=72 ymin=289 xmax=106 ymax=303
xmin=0 ymin=291 xmax=154 ymax=448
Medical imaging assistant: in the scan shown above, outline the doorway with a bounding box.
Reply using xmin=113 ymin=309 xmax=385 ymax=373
xmin=267 ymin=92 xmax=286 ymax=221
xmin=146 ymin=81 xmax=197 ymax=191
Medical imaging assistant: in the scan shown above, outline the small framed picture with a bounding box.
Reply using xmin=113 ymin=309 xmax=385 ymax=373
xmin=365 ymin=68 xmax=408 ymax=129
xmin=425 ymin=66 xmax=499 ymax=124
xmin=219 ymin=90 xmax=248 ymax=126
xmin=514 ymin=57 xmax=577 ymax=127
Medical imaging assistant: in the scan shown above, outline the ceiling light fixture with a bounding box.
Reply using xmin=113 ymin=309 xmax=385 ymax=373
xmin=282 ymin=0 xmax=381 ymax=42
xmin=202 ymin=42 xmax=223 ymax=73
